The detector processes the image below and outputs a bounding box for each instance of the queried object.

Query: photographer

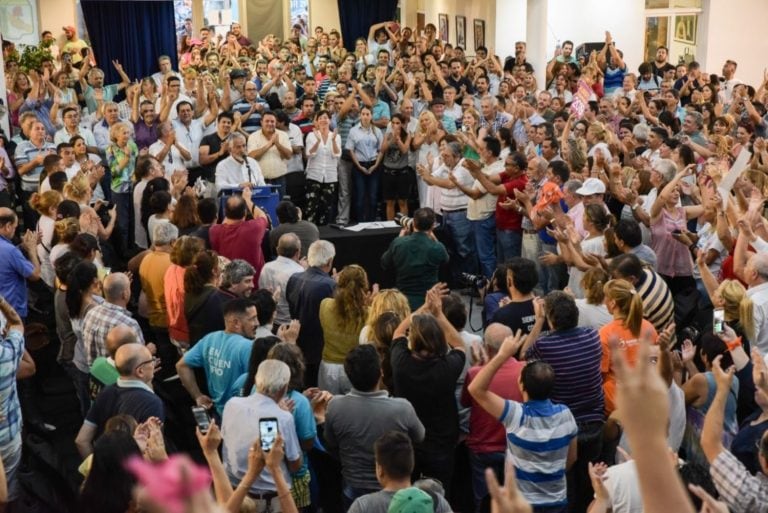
[381,208,448,310]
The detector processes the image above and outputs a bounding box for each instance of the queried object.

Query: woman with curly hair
[359,288,410,344]
[318,264,371,393]
[164,235,204,349]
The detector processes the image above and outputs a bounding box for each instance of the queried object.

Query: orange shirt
[599,318,658,414]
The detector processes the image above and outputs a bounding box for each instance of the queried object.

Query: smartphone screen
[259,418,279,452]
[191,406,210,434]
[713,308,725,334]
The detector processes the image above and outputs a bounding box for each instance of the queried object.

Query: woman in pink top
[649,163,705,293]
[164,236,204,348]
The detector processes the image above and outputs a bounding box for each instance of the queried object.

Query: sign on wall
[0,0,39,46]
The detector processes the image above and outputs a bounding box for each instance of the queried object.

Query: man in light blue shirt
[177,298,258,417]
[222,359,302,506]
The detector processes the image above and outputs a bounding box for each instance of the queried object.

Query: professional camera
[394,212,414,230]
[460,272,488,291]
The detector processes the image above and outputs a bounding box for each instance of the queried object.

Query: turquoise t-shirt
[183,331,253,416]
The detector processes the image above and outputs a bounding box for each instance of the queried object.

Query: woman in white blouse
[304,110,342,225]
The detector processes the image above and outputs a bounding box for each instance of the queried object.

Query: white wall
[495,0,526,61]
[545,0,645,72]
[420,0,496,53]
[699,0,768,87]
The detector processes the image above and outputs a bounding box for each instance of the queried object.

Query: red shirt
[461,359,525,453]
[209,217,268,282]
[495,172,528,231]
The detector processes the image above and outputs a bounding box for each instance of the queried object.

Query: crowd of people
[1,15,768,513]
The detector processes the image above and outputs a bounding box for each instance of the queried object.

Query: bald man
[75,343,163,457]
[89,325,139,399]
[460,322,525,508]
[82,272,148,367]
[0,208,41,319]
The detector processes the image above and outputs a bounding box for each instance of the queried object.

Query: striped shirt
[0,330,24,444]
[636,269,675,336]
[13,140,57,192]
[500,399,577,507]
[83,302,146,366]
[526,327,605,424]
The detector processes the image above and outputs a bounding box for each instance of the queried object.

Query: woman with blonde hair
[412,110,446,208]
[319,265,371,394]
[697,252,755,347]
[599,278,658,413]
[30,190,63,287]
[575,267,612,329]
[106,121,138,253]
[359,288,411,344]
[49,216,81,268]
[66,173,117,242]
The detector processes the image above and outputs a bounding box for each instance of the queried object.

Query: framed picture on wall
[673,14,697,45]
[456,15,466,48]
[438,13,449,43]
[473,19,485,51]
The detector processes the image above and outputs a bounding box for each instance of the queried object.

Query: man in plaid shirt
[701,344,768,513]
[0,296,31,506]
[82,273,148,367]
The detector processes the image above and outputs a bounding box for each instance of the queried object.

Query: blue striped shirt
[526,327,605,424]
[500,399,577,507]
[13,140,57,192]
[0,330,25,444]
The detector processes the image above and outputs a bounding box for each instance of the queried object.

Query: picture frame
[456,15,466,49]
[473,19,485,51]
[673,14,697,45]
[438,13,449,43]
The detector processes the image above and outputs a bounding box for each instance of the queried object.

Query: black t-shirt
[652,62,675,78]
[390,337,465,453]
[86,383,165,436]
[199,132,228,181]
[491,299,537,335]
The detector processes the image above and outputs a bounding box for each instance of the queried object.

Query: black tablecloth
[318,225,401,286]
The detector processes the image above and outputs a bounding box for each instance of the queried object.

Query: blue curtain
[337,0,398,51]
[80,0,178,84]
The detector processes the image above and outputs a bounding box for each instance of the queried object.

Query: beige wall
[38,0,77,47]
[309,0,341,33]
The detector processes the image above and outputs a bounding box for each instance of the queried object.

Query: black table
[318,225,401,286]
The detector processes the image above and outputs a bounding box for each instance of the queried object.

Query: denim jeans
[266,176,287,199]
[497,229,523,264]
[540,242,561,294]
[472,215,497,278]
[336,158,354,224]
[352,165,380,222]
[0,434,22,501]
[443,209,477,282]
[61,361,91,417]
[468,450,505,511]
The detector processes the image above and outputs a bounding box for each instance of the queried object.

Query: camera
[394,212,413,230]
[460,272,488,291]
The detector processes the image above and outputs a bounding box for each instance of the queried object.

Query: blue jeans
[469,450,505,511]
[352,165,380,222]
[1,434,22,501]
[472,215,497,278]
[497,229,523,264]
[444,209,477,281]
[266,176,286,199]
[540,242,560,294]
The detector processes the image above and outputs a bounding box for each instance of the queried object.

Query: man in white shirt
[222,360,302,509]
[247,112,292,194]
[719,59,742,105]
[148,122,191,179]
[151,55,182,92]
[258,233,305,327]
[216,133,266,194]
[172,100,218,175]
[54,106,98,153]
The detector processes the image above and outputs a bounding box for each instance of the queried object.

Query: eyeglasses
[135,357,160,371]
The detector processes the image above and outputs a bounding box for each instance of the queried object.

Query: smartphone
[192,406,211,434]
[259,417,279,452]
[713,308,725,334]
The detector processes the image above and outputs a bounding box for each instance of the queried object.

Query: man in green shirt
[89,324,139,399]
[381,208,448,310]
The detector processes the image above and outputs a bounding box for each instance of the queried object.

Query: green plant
[18,44,52,73]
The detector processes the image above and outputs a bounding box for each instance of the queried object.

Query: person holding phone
[221,360,302,509]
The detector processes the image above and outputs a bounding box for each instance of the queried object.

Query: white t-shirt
[601,460,643,513]
[575,299,612,329]
[566,235,606,298]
